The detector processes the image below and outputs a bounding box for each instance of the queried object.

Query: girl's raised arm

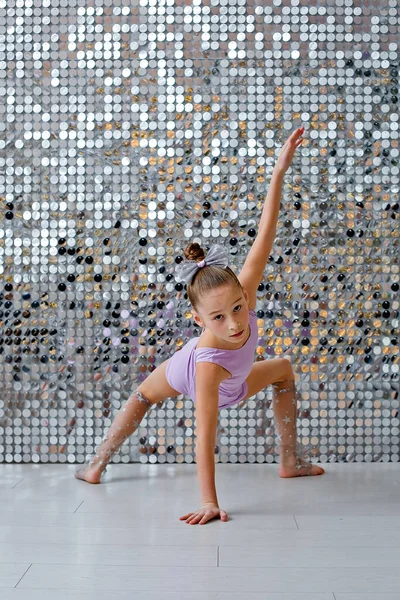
[238,126,305,304]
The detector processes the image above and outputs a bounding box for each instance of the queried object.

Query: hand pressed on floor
[179,502,228,525]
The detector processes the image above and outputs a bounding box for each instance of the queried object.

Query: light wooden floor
[0,461,399,600]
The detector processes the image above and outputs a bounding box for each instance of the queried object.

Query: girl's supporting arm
[194,362,229,506]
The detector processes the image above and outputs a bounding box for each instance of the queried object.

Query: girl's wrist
[272,168,285,180]
[202,500,219,507]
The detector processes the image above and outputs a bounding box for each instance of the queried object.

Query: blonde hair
[183,242,243,313]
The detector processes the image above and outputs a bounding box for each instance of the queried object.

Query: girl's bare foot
[74,461,105,484]
[279,455,325,478]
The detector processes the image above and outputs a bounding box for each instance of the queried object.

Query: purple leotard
[166,308,258,409]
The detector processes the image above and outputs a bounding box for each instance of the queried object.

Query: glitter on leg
[75,389,153,484]
[271,379,325,478]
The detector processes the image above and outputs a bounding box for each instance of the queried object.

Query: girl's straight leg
[271,378,325,478]
[75,389,153,484]
[75,357,180,484]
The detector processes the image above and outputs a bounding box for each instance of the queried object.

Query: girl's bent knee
[282,358,293,377]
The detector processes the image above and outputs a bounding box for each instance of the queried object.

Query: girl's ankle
[279,447,297,464]
[87,456,107,473]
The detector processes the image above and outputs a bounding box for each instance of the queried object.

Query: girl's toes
[313,465,325,476]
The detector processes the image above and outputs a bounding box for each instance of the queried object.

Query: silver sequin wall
[0,0,399,466]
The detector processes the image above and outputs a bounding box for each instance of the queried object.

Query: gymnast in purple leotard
[75,127,324,519]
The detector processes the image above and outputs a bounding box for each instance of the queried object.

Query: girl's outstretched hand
[274,126,305,176]
[180,502,228,525]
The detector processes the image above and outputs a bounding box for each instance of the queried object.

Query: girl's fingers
[293,127,305,140]
[285,132,303,148]
[182,509,228,524]
[190,514,202,525]
[283,128,303,147]
[199,515,209,525]
[189,515,201,525]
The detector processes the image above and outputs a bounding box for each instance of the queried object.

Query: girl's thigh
[136,357,181,405]
[241,357,294,402]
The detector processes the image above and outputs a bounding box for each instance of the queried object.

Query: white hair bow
[175,244,229,284]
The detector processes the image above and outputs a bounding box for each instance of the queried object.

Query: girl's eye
[214,305,241,320]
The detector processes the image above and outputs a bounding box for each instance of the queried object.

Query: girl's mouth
[231,329,244,338]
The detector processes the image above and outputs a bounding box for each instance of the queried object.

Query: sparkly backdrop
[0,0,399,467]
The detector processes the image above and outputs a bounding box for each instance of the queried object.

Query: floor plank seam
[74,500,84,513]
[11,479,24,490]
[14,563,33,588]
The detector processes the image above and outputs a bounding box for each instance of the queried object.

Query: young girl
[75,125,325,525]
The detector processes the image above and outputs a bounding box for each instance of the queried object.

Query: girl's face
[193,285,250,345]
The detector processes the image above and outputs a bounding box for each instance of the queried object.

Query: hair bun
[184,242,205,263]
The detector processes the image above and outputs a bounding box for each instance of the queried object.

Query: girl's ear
[192,312,205,329]
[242,287,249,304]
